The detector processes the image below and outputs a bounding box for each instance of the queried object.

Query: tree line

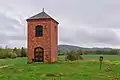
[83,49,119,55]
[58,49,120,55]
[0,47,27,59]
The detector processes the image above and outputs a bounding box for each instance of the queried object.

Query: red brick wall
[27,19,58,63]
[50,20,58,62]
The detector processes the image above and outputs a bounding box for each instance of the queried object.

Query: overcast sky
[0,0,120,48]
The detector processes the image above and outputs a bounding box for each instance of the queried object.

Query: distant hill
[58,45,83,52]
[58,45,119,52]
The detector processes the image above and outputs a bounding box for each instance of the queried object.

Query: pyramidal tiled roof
[27,11,58,24]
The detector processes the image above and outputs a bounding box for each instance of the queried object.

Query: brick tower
[26,9,59,63]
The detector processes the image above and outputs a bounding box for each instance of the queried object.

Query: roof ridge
[26,11,59,24]
[28,11,51,19]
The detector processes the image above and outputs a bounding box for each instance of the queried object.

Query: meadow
[0,55,119,80]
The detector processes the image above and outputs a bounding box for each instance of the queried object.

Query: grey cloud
[59,26,120,47]
[0,33,9,44]
[0,13,24,31]
[0,11,26,47]
[45,0,120,29]
[1,0,120,48]
[0,33,26,43]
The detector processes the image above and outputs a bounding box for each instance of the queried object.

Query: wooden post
[99,56,103,70]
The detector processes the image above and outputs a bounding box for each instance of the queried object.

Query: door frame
[34,47,44,62]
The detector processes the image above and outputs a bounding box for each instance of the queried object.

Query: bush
[65,50,83,61]
[13,47,21,57]
[76,50,83,55]
[58,52,65,56]
[21,47,27,57]
[0,49,12,59]
[0,51,7,59]
[0,47,27,59]
[0,48,17,59]
[16,49,21,57]
[8,51,17,59]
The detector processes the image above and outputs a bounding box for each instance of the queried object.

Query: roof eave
[26,18,59,24]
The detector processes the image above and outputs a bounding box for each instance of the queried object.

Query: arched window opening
[35,25,43,37]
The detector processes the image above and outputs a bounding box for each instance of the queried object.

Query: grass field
[0,55,119,80]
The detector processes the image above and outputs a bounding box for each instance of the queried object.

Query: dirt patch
[0,65,9,68]
[42,72,64,77]
[91,73,106,78]
[0,64,14,69]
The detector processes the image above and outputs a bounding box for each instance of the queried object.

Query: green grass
[0,55,119,80]
[59,55,120,61]
[83,55,120,61]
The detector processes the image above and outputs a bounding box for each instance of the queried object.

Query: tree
[13,47,17,52]
[13,47,21,57]
[8,51,17,59]
[95,50,103,55]
[76,49,83,55]
[21,47,27,57]
[109,50,118,55]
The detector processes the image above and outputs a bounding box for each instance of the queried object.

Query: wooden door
[34,47,44,62]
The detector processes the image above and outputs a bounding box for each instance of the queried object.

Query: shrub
[0,49,11,59]
[76,50,83,55]
[65,50,83,61]
[8,51,17,59]
[58,52,65,56]
[21,47,27,57]
[11,53,17,59]
[0,48,17,59]
[16,49,21,57]
[0,51,7,59]
[13,47,21,57]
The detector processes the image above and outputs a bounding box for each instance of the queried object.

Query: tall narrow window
[35,25,43,37]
